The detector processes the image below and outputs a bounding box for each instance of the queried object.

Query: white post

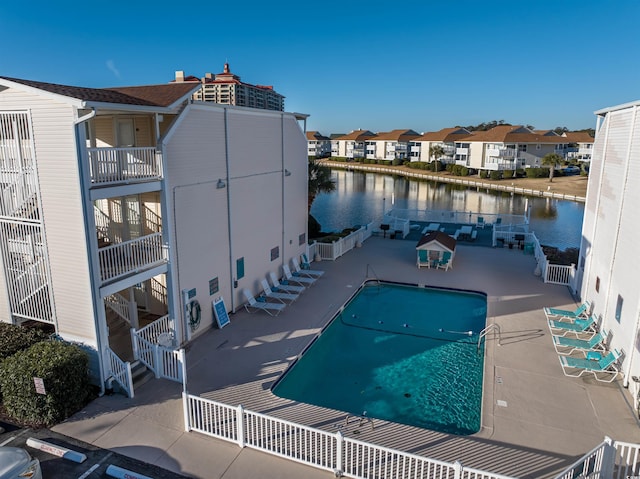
[236,405,245,448]
[180,348,187,393]
[335,431,344,477]
[153,344,160,379]
[453,460,462,479]
[182,391,191,432]
[130,328,139,361]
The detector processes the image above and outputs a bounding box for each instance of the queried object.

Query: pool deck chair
[301,253,317,270]
[552,329,609,355]
[558,349,623,383]
[242,289,285,316]
[548,315,598,337]
[436,251,452,271]
[283,264,316,286]
[476,217,485,229]
[292,257,324,278]
[260,279,298,303]
[544,301,590,320]
[269,271,305,294]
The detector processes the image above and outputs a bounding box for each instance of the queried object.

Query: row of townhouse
[310,126,594,170]
[0,75,308,396]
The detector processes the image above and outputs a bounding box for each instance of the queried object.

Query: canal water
[310,170,584,250]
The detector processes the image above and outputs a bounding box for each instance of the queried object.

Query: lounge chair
[544,301,590,320]
[242,289,285,316]
[301,253,314,269]
[548,315,597,337]
[269,271,305,294]
[260,279,298,303]
[436,251,452,271]
[476,217,485,229]
[495,217,502,226]
[552,329,609,355]
[292,257,324,278]
[558,349,623,383]
[282,264,316,286]
[417,250,429,268]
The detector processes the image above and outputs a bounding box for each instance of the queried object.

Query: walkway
[53,237,640,479]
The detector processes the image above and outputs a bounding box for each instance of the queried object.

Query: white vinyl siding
[0,87,96,343]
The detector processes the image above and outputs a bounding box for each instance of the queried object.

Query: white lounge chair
[552,329,609,355]
[242,289,285,316]
[292,257,324,278]
[283,264,316,286]
[260,279,298,303]
[269,271,305,294]
[547,315,598,337]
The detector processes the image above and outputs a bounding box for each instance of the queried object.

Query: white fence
[390,209,527,230]
[551,437,640,479]
[105,347,133,398]
[183,393,515,479]
[131,316,185,384]
[310,223,373,261]
[88,147,161,185]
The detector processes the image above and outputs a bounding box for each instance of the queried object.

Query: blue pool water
[272,282,487,435]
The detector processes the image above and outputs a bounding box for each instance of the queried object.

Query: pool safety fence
[183,392,640,478]
[183,392,515,479]
[309,222,374,262]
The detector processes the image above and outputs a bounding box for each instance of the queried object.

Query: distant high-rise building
[173,63,285,111]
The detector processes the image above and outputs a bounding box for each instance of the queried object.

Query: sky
[2,1,639,135]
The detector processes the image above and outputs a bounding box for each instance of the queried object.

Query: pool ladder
[345,412,375,431]
[366,264,381,285]
[477,324,502,351]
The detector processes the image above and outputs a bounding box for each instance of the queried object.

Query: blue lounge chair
[260,279,298,304]
[242,289,285,316]
[476,217,485,229]
[269,271,304,294]
[552,329,609,355]
[558,349,622,382]
[544,301,590,320]
[292,257,324,278]
[283,264,316,286]
[548,315,597,337]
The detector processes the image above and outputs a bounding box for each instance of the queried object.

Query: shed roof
[416,231,457,251]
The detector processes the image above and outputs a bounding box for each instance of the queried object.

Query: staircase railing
[104,293,131,324]
[105,347,134,398]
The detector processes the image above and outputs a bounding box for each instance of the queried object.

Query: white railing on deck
[88,147,161,185]
[390,209,527,229]
[312,223,373,261]
[545,263,575,286]
[183,393,515,479]
[98,232,166,283]
[105,347,134,398]
[135,314,174,344]
[613,439,640,478]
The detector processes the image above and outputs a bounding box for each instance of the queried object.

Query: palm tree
[308,158,336,211]
[429,145,445,172]
[541,152,563,182]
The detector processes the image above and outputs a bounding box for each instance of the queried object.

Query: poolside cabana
[416,231,457,269]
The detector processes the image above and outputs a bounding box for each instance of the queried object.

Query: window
[270,246,279,261]
[616,295,623,322]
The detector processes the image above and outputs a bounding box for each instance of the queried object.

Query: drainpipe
[223,108,235,312]
[74,108,107,396]
[281,113,286,265]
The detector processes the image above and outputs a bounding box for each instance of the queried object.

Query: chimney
[175,70,185,82]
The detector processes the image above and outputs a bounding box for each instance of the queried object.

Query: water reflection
[310,170,584,249]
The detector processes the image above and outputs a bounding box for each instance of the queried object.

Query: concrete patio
[54,236,640,479]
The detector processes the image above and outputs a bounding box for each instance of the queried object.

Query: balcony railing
[99,232,166,283]
[88,147,162,186]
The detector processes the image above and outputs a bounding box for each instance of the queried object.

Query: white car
[0,447,42,479]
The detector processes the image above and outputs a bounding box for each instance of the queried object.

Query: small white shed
[416,231,457,269]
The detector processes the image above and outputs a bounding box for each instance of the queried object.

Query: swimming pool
[272,281,487,435]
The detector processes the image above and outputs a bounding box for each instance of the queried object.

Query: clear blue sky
[2,0,638,135]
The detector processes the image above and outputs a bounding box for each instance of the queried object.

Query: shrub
[377,160,392,166]
[502,170,514,179]
[515,168,525,177]
[479,170,489,179]
[0,340,90,426]
[525,167,548,178]
[0,322,49,362]
[489,171,502,180]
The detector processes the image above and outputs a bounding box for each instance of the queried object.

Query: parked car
[0,447,42,479]
[562,166,580,175]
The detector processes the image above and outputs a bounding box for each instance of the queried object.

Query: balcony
[88,147,162,186]
[442,146,455,155]
[455,147,469,155]
[410,146,420,153]
[99,232,167,284]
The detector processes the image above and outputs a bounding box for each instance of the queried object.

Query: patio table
[426,223,440,232]
[460,225,473,240]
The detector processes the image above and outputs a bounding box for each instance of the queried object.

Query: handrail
[345,413,375,431]
[478,323,502,351]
